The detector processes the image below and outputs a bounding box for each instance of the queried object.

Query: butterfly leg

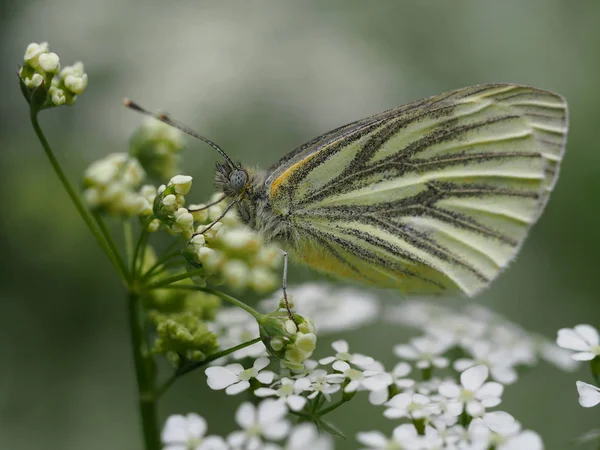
[279,249,299,330]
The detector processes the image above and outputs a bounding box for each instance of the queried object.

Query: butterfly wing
[266,84,568,296]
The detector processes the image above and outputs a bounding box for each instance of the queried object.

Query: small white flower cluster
[159,292,581,449]
[183,194,281,293]
[154,175,195,238]
[82,153,157,216]
[19,42,87,107]
[556,324,600,409]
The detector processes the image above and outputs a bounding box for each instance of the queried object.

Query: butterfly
[125,84,568,305]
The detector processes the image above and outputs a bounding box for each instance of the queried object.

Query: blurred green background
[1,1,599,449]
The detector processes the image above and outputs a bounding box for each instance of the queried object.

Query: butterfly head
[215,160,250,198]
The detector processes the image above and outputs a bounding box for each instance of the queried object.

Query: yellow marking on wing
[269,152,319,199]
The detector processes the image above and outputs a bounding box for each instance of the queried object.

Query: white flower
[576,381,600,408]
[260,283,380,334]
[161,413,227,450]
[469,414,542,450]
[205,357,274,395]
[303,369,344,401]
[438,365,503,417]
[211,308,267,361]
[557,324,600,361]
[394,336,451,370]
[228,400,290,450]
[333,360,392,393]
[538,339,579,372]
[368,362,415,405]
[357,424,423,450]
[283,423,333,450]
[454,341,518,385]
[255,377,311,411]
[319,340,375,368]
[384,392,440,420]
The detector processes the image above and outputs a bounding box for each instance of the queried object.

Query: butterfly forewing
[266,84,568,296]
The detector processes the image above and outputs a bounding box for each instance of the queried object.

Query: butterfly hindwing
[266,84,568,296]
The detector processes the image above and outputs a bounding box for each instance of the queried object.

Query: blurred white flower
[205,357,274,395]
[576,381,600,408]
[228,400,290,450]
[394,336,451,370]
[557,324,600,361]
[302,369,344,401]
[469,414,542,450]
[333,360,392,394]
[211,308,267,361]
[319,340,375,369]
[438,365,503,417]
[281,423,333,450]
[368,362,414,405]
[161,413,227,450]
[383,392,440,420]
[254,377,310,411]
[357,424,423,450]
[537,339,580,372]
[261,283,379,333]
[454,341,518,385]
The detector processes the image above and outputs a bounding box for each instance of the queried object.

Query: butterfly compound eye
[229,170,247,192]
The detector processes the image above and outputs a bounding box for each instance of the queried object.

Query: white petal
[557,328,590,351]
[332,360,351,372]
[198,436,228,450]
[438,381,461,398]
[453,359,474,372]
[383,407,406,419]
[226,381,250,395]
[386,393,411,408]
[345,380,360,392]
[256,371,275,384]
[483,411,519,435]
[258,399,288,423]
[393,362,412,377]
[368,388,389,405]
[394,344,418,359]
[254,388,277,398]
[161,415,187,444]
[572,352,596,361]
[205,367,238,390]
[186,413,207,440]
[577,381,600,408]
[574,324,600,346]
[319,356,336,365]
[331,340,349,353]
[393,424,418,440]
[287,395,307,411]
[362,373,393,391]
[466,400,485,417]
[294,377,311,391]
[476,382,503,399]
[500,431,543,450]
[356,431,388,446]
[461,365,489,390]
[262,420,291,440]
[253,356,270,371]
[235,402,256,429]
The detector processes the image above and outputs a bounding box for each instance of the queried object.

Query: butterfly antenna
[193,198,238,236]
[123,98,235,166]
[188,194,227,212]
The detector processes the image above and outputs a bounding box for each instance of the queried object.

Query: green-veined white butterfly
[126,84,568,311]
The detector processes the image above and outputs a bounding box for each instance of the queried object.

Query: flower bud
[38,52,60,74]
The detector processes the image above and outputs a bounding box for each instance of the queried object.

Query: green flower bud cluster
[82,153,157,216]
[183,193,281,293]
[259,308,317,371]
[18,42,87,110]
[153,175,195,238]
[130,118,185,181]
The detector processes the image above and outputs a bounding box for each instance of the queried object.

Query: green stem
[92,212,130,281]
[142,247,183,281]
[132,220,150,279]
[30,109,128,283]
[156,337,263,398]
[123,220,133,266]
[147,269,206,290]
[158,285,264,321]
[317,397,349,416]
[128,291,160,450]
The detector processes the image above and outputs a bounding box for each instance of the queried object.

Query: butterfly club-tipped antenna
[122,98,235,166]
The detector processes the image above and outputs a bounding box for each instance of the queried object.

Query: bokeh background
[1,1,599,449]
